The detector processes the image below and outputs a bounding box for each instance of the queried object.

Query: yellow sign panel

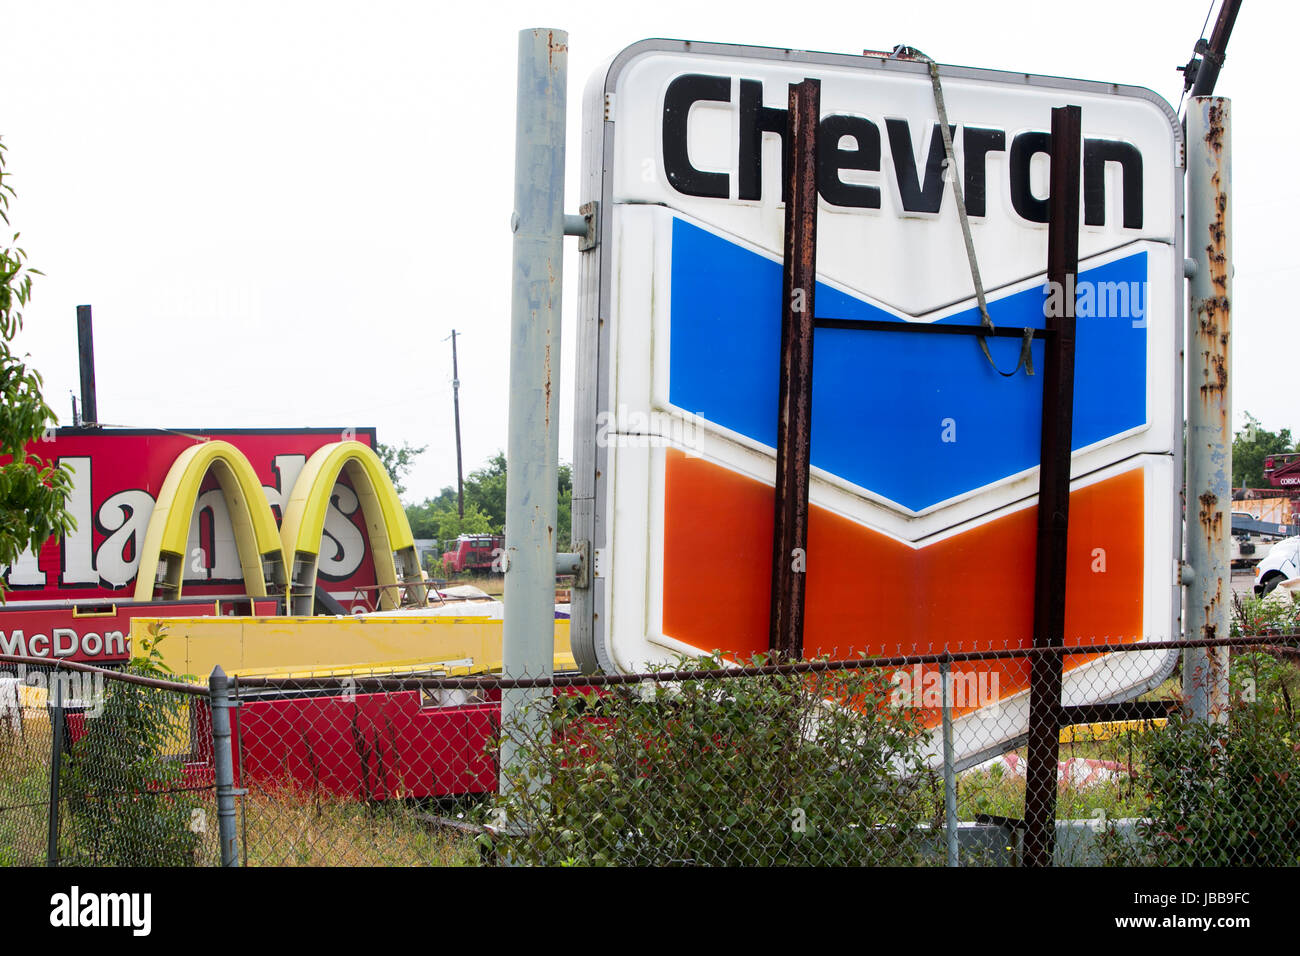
[132,615,574,680]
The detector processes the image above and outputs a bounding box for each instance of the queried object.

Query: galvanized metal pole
[500,28,567,795]
[769,78,819,662]
[46,675,64,867]
[1184,97,1232,723]
[209,666,241,867]
[940,658,958,867]
[1023,104,1082,869]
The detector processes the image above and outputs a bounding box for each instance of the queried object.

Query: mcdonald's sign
[1,428,425,621]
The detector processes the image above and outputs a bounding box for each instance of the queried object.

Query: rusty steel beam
[1059,701,1180,725]
[1023,104,1082,869]
[768,78,820,662]
[814,317,1053,340]
[1184,97,1232,723]
[1190,0,1243,98]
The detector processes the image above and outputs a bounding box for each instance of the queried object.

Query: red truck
[441,534,504,574]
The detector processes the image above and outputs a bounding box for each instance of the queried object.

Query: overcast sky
[1,1,1290,503]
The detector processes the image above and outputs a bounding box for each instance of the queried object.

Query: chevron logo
[667,216,1150,513]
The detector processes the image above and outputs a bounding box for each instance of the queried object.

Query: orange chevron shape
[663,450,1145,719]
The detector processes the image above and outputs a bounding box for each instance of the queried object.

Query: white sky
[1,0,1291,502]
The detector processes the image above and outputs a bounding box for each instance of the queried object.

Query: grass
[239,780,482,866]
[0,721,53,866]
[957,745,1152,824]
[6,714,480,867]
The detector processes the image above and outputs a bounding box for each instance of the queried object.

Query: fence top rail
[229,632,1300,693]
[0,653,208,697]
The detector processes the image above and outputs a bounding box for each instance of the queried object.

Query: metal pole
[769,78,819,661]
[75,304,98,426]
[500,27,567,796]
[1023,104,1082,869]
[1184,97,1232,723]
[1190,0,1243,98]
[208,666,241,866]
[451,329,465,520]
[940,657,958,867]
[46,674,64,867]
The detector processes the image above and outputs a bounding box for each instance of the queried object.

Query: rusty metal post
[1190,0,1243,98]
[769,78,819,661]
[1023,104,1082,869]
[1184,97,1232,723]
[501,28,567,797]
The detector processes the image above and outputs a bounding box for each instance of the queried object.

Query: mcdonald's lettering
[1,429,421,614]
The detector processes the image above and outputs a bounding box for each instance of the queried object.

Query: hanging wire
[1176,0,1218,119]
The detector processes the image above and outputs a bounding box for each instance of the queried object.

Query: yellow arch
[134,441,287,602]
[279,441,427,613]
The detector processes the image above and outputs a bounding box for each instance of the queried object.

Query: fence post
[1183,96,1232,724]
[209,666,241,867]
[939,657,958,867]
[46,674,64,867]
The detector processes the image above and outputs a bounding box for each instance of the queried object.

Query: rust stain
[1205,102,1225,153]
[1198,491,1222,535]
[546,31,568,68]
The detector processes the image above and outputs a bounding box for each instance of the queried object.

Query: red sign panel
[4,427,379,606]
[0,598,278,664]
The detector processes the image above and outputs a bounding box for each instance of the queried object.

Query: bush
[1231,591,1300,637]
[487,655,939,866]
[57,629,205,866]
[1103,651,1300,866]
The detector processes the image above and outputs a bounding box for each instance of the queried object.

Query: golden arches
[279,441,427,614]
[133,441,286,603]
[134,440,424,613]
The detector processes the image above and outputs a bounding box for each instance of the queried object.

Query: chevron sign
[570,41,1183,763]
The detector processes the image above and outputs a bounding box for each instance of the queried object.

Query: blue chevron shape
[668,217,1148,511]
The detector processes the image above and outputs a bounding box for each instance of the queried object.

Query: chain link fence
[3,631,1298,867]
[226,673,491,866]
[1,657,220,866]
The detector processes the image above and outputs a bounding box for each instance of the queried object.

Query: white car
[1254,536,1300,596]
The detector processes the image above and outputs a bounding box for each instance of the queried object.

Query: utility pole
[450,329,465,519]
